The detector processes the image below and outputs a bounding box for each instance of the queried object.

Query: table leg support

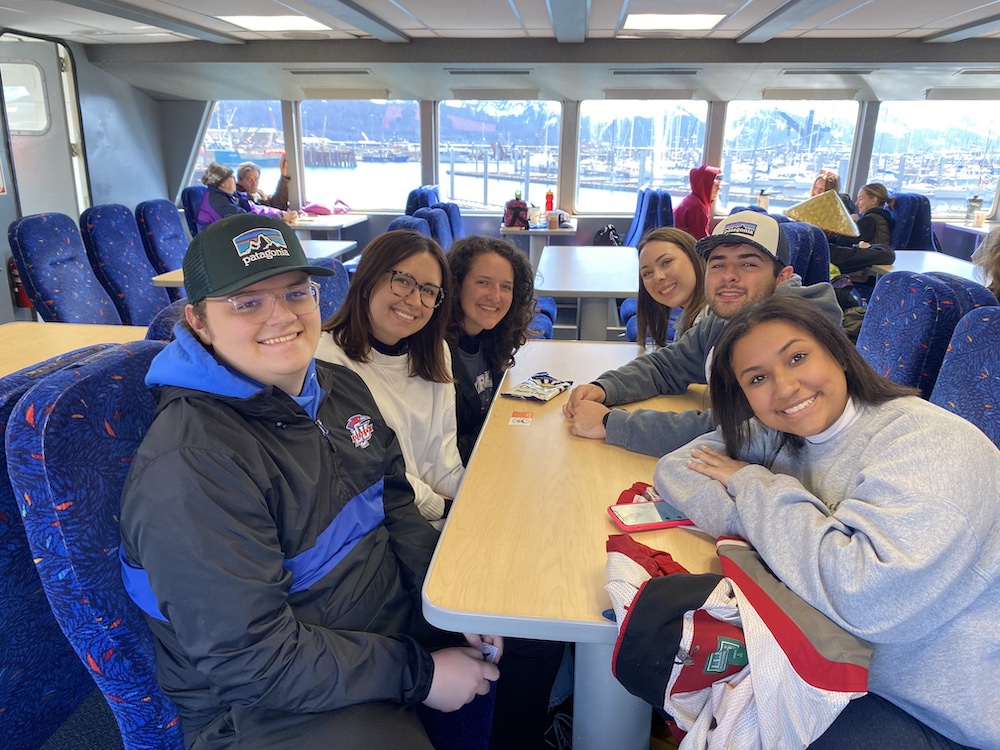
[572,641,651,750]
[529,235,546,270]
[577,298,613,341]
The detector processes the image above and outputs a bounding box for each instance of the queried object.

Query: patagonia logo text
[721,220,758,239]
[233,228,291,267]
[345,414,374,449]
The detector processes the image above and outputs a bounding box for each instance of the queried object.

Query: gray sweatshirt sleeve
[605,407,717,457]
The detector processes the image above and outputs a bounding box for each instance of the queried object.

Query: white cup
[975,211,986,227]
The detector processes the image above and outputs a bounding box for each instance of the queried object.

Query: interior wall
[156,99,212,202]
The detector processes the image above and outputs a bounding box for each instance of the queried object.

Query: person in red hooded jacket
[673,165,721,240]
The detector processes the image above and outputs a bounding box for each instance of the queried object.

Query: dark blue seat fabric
[135,200,188,303]
[0,345,116,750]
[622,188,655,247]
[624,305,681,344]
[528,311,553,339]
[924,272,1000,310]
[728,205,791,222]
[8,212,122,324]
[780,221,831,285]
[624,314,638,343]
[431,201,466,241]
[534,296,557,323]
[855,271,964,399]
[889,193,937,250]
[654,190,674,228]
[308,256,351,321]
[619,297,637,324]
[6,340,185,750]
[144,298,187,342]
[413,207,454,251]
[180,186,207,237]
[387,215,432,237]
[929,306,1000,448]
[81,204,173,326]
[405,185,440,215]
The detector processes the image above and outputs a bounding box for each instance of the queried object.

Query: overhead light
[287,69,372,76]
[604,88,696,100]
[450,88,539,100]
[779,68,877,76]
[447,69,533,76]
[301,87,389,100]
[219,15,331,32]
[925,87,1000,100]
[610,68,699,76]
[762,88,858,100]
[623,14,724,31]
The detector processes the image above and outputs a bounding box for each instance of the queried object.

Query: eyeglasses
[210,281,320,323]
[386,270,445,308]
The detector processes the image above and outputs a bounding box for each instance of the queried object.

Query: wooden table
[534,245,639,340]
[293,213,368,240]
[1,322,149,378]
[423,340,717,750]
[873,250,980,282]
[501,221,578,269]
[151,239,358,288]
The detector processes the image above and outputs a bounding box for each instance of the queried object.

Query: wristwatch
[602,410,611,428]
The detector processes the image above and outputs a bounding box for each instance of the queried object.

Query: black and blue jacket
[120,328,445,739]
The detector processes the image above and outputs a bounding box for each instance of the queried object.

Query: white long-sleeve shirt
[316,335,464,524]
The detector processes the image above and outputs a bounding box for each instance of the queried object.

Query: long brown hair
[859,182,896,212]
[446,235,536,370]
[710,295,918,461]
[635,227,706,348]
[322,230,453,383]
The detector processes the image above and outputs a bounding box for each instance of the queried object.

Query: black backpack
[593,224,621,246]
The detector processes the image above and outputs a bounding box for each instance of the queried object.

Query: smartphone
[607,500,693,532]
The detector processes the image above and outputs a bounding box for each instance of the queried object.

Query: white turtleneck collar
[805,397,859,445]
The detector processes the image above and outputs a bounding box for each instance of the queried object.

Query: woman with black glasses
[316,230,463,527]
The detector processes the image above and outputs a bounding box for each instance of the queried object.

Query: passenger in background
[120,214,500,750]
[673,165,722,240]
[810,168,858,214]
[825,182,896,275]
[446,235,536,465]
[972,226,1000,298]
[563,211,842,457]
[237,155,291,209]
[656,294,1000,750]
[197,161,296,233]
[316,230,462,527]
[634,227,706,349]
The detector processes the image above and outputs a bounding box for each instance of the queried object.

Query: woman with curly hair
[446,235,536,465]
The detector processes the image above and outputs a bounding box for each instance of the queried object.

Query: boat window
[192,99,285,186]
[720,100,859,215]
[868,101,1000,218]
[575,100,708,214]
[437,99,562,212]
[1,61,48,133]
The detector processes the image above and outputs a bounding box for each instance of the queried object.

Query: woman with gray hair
[196,161,296,233]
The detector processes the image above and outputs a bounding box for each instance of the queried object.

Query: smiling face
[368,250,442,346]
[704,243,793,320]
[856,188,879,214]
[459,251,515,336]
[730,319,849,438]
[241,169,260,195]
[639,240,698,311]
[187,271,319,396]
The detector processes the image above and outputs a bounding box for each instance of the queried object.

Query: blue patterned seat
[6,340,185,750]
[8,212,122,324]
[144,298,187,342]
[387,215,432,236]
[413,207,454,251]
[780,221,831,285]
[619,297,637,325]
[135,200,188,302]
[622,187,656,247]
[653,189,674,228]
[528,311,554,339]
[924,272,999,310]
[0,345,116,750]
[81,204,173,326]
[889,192,938,251]
[431,201,466,241]
[624,306,682,344]
[534,295,557,323]
[179,186,207,237]
[405,185,440,215]
[929,307,1000,448]
[307,256,350,321]
[728,205,792,223]
[856,271,965,398]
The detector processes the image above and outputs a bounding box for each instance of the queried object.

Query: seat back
[856,271,965,398]
[180,186,207,236]
[81,204,173,325]
[534,295,557,323]
[431,201,466,241]
[619,297,637,325]
[929,306,1000,448]
[413,207,454,251]
[0,345,117,750]
[387,214,432,237]
[654,189,674,228]
[405,185,440,215]
[622,188,655,247]
[145,297,188,341]
[780,221,831,285]
[889,192,936,250]
[6,340,185,750]
[924,271,1000,310]
[307,256,351,320]
[527,311,553,339]
[8,212,122,324]
[728,205,791,222]
[135,200,188,302]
